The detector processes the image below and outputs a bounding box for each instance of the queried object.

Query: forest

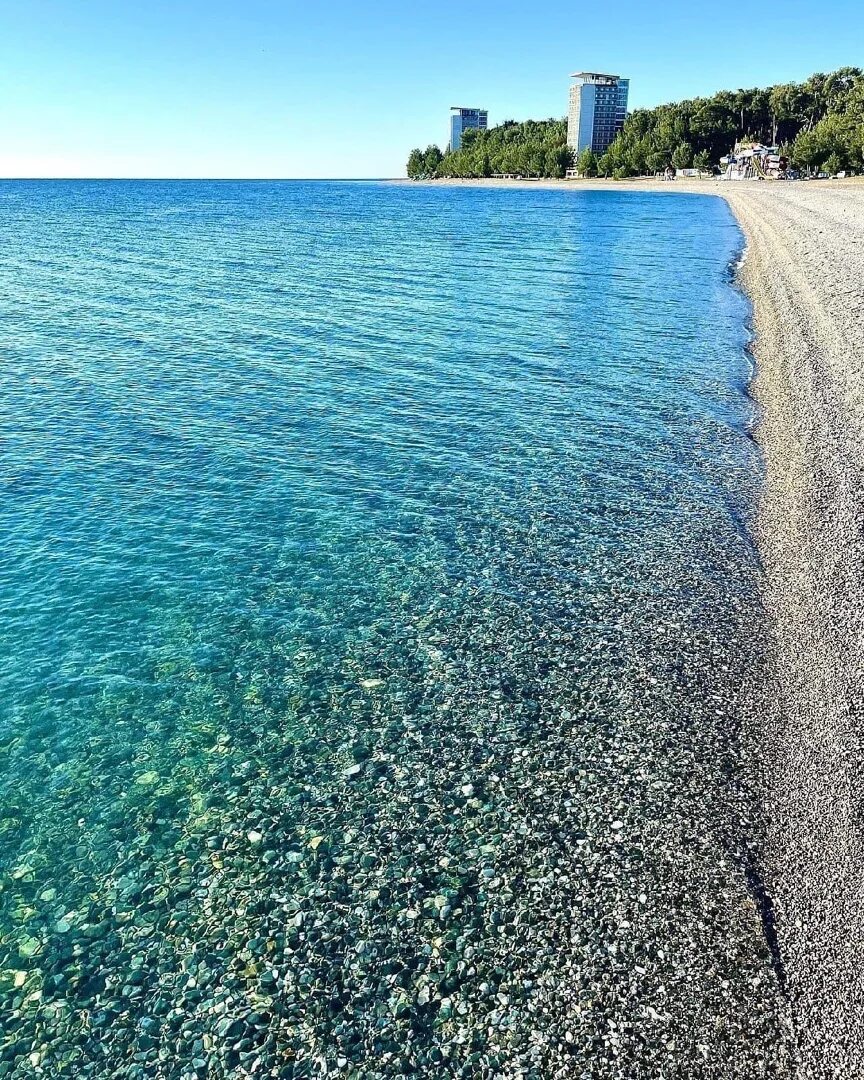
[406,68,864,179]
[406,119,570,180]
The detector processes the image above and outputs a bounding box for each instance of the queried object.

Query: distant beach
[392,174,864,197]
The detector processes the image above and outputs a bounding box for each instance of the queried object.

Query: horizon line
[0,176,402,182]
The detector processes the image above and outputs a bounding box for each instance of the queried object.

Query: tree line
[596,66,863,178]
[407,119,571,179]
[407,68,864,180]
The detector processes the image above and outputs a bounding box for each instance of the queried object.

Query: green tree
[427,117,571,180]
[671,141,693,170]
[423,145,443,177]
[527,145,546,176]
[647,150,669,174]
[544,147,570,178]
[792,111,859,172]
[577,148,598,177]
[791,128,821,171]
[693,149,712,172]
[600,66,863,178]
[460,128,479,152]
[501,145,519,175]
[406,148,425,179]
[769,83,808,144]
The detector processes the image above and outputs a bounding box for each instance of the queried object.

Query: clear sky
[2,0,863,179]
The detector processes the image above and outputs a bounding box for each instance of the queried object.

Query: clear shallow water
[0,182,790,1077]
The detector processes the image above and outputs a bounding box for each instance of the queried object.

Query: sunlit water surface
[0,182,791,1078]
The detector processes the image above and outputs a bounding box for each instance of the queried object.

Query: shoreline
[722,182,864,1078]
[392,175,864,191]
[406,175,864,1074]
[392,175,864,206]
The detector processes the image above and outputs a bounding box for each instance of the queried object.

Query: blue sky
[1,0,862,178]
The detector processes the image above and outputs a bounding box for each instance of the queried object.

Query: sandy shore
[409,176,864,1075]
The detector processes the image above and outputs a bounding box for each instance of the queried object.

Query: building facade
[567,73,629,156]
[450,107,488,151]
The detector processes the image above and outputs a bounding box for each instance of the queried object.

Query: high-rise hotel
[449,107,488,151]
[567,73,629,155]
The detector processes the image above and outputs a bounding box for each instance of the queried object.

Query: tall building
[450,107,488,151]
[567,73,629,156]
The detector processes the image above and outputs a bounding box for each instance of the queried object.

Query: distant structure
[567,73,629,156]
[450,107,488,152]
[720,143,787,180]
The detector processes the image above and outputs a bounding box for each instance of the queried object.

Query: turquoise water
[0,182,789,1077]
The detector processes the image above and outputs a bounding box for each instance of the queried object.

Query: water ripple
[0,181,790,1078]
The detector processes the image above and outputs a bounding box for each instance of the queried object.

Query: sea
[0,181,792,1078]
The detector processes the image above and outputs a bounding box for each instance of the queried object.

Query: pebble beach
[722,180,864,1079]
[424,178,864,1078]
